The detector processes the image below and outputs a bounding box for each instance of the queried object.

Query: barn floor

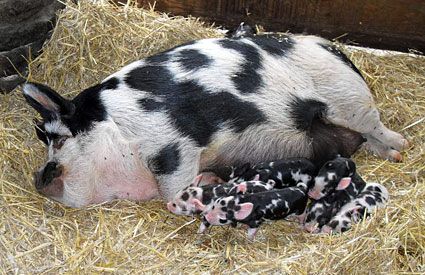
[0,1,424,273]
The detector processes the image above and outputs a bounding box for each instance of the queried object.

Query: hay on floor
[0,0,424,273]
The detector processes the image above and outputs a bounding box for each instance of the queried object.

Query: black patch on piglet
[149,143,180,175]
[181,192,189,201]
[365,196,376,206]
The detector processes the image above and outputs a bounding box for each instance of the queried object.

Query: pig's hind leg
[327,104,408,161]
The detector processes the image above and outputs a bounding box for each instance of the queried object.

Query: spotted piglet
[166,175,275,216]
[320,182,389,234]
[304,157,366,232]
[308,156,366,200]
[200,182,309,240]
[229,158,317,189]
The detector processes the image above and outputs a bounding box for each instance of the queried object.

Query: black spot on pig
[126,52,266,146]
[149,143,180,175]
[177,49,211,71]
[319,43,364,79]
[289,97,328,132]
[329,220,339,229]
[310,120,365,167]
[252,35,294,56]
[365,196,376,206]
[219,39,263,94]
[181,192,189,201]
[65,78,117,135]
[138,98,165,111]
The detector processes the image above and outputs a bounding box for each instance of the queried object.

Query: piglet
[321,182,389,234]
[166,174,275,216]
[308,156,366,200]
[200,182,309,240]
[229,157,317,189]
[304,157,367,232]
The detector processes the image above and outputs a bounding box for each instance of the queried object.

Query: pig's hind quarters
[326,102,408,162]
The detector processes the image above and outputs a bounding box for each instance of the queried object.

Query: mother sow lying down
[22,34,408,207]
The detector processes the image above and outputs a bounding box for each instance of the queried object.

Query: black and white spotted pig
[22,34,408,207]
[308,156,366,200]
[166,174,275,216]
[304,177,368,233]
[321,182,389,234]
[200,182,309,239]
[228,157,317,188]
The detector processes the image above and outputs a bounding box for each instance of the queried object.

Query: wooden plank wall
[137,0,425,53]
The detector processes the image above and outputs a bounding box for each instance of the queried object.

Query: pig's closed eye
[53,136,68,149]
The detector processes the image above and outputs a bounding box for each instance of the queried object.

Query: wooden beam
[137,0,425,53]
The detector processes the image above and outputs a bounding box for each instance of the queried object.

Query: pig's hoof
[401,138,409,150]
[387,149,402,162]
[320,225,333,234]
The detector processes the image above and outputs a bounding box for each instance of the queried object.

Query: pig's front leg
[198,218,210,234]
[148,143,202,200]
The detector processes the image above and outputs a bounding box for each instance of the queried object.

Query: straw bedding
[0,1,424,273]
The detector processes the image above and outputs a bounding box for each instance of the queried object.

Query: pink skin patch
[197,222,208,234]
[247,228,258,240]
[308,190,322,200]
[321,225,333,234]
[236,182,248,194]
[304,223,320,233]
[336,177,352,190]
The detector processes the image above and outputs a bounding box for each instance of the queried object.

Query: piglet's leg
[197,221,210,234]
[247,227,258,240]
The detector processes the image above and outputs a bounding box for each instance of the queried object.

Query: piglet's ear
[336,177,352,190]
[234,203,253,220]
[236,182,248,194]
[22,82,75,119]
[253,174,260,181]
[191,199,206,211]
[190,174,203,187]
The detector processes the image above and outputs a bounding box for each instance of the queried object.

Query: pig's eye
[212,206,215,210]
[53,136,68,149]
[172,203,176,207]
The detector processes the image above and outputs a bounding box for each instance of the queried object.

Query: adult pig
[22,34,407,207]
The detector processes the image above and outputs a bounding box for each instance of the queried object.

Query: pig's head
[204,196,253,225]
[22,82,159,207]
[308,157,355,200]
[166,175,206,215]
[228,162,253,183]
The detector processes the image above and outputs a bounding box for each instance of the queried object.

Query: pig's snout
[166,201,176,212]
[35,161,64,197]
[308,190,322,200]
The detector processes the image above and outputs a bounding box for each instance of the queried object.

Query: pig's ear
[191,199,206,211]
[253,174,260,181]
[345,159,356,176]
[234,203,253,220]
[236,182,248,194]
[22,82,75,119]
[336,177,352,190]
[190,174,203,187]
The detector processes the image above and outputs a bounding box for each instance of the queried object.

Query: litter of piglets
[167,156,389,240]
